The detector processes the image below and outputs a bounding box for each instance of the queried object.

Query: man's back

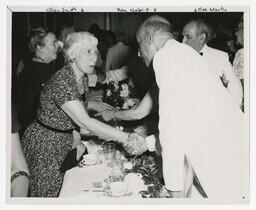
[153,39,248,201]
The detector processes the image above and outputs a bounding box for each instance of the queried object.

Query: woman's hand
[72,140,86,161]
[72,130,86,160]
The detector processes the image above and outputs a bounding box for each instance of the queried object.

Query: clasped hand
[122,133,148,156]
[100,110,115,121]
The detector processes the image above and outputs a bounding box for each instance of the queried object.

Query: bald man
[135,15,248,201]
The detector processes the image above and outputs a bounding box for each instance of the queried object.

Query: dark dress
[18,60,56,133]
[21,65,88,197]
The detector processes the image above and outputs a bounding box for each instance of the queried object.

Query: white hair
[137,15,173,41]
[63,32,98,60]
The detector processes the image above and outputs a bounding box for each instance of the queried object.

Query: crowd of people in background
[11,14,245,198]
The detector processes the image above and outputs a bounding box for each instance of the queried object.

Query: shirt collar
[200,44,208,54]
[163,38,177,48]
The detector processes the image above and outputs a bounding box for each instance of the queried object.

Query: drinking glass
[103,141,116,162]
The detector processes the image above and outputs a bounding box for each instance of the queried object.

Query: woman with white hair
[21,32,147,197]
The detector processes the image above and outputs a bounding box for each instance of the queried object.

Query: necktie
[199,52,203,56]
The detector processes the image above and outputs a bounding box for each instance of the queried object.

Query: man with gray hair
[182,19,243,108]
[136,15,248,200]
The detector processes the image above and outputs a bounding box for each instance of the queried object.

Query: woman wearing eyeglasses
[18,28,59,133]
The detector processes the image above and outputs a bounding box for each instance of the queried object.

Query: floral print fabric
[233,48,244,80]
[21,65,88,197]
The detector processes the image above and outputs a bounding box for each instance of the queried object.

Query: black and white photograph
[1,1,255,209]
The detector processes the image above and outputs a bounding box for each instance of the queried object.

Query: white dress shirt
[153,39,248,201]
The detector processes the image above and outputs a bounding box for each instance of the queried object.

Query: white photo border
[1,1,255,210]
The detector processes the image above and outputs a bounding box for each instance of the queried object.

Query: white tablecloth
[59,164,111,198]
[59,140,147,199]
[59,139,111,198]
[59,163,148,199]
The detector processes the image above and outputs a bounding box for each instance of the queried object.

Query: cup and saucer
[79,153,101,167]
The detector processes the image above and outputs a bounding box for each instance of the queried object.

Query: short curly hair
[63,32,98,61]
[27,27,49,55]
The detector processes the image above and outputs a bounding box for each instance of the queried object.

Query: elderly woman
[21,32,147,197]
[233,17,244,111]
[18,28,59,133]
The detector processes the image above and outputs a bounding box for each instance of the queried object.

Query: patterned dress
[21,65,88,197]
[233,48,244,80]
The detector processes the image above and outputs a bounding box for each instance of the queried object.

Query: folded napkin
[60,148,88,173]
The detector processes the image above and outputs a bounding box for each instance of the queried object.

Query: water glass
[103,141,116,162]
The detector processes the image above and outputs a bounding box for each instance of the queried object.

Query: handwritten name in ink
[117,7,157,12]
[194,6,228,12]
[46,7,86,12]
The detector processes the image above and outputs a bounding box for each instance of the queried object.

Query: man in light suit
[133,15,248,200]
[182,19,243,107]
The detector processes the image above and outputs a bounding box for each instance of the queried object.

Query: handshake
[122,133,148,156]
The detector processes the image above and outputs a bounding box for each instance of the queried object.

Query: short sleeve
[51,75,80,107]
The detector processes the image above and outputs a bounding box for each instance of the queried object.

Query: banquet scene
[10,11,248,201]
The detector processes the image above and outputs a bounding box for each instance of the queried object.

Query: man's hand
[220,73,230,88]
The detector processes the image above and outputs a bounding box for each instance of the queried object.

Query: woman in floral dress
[21,32,148,197]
